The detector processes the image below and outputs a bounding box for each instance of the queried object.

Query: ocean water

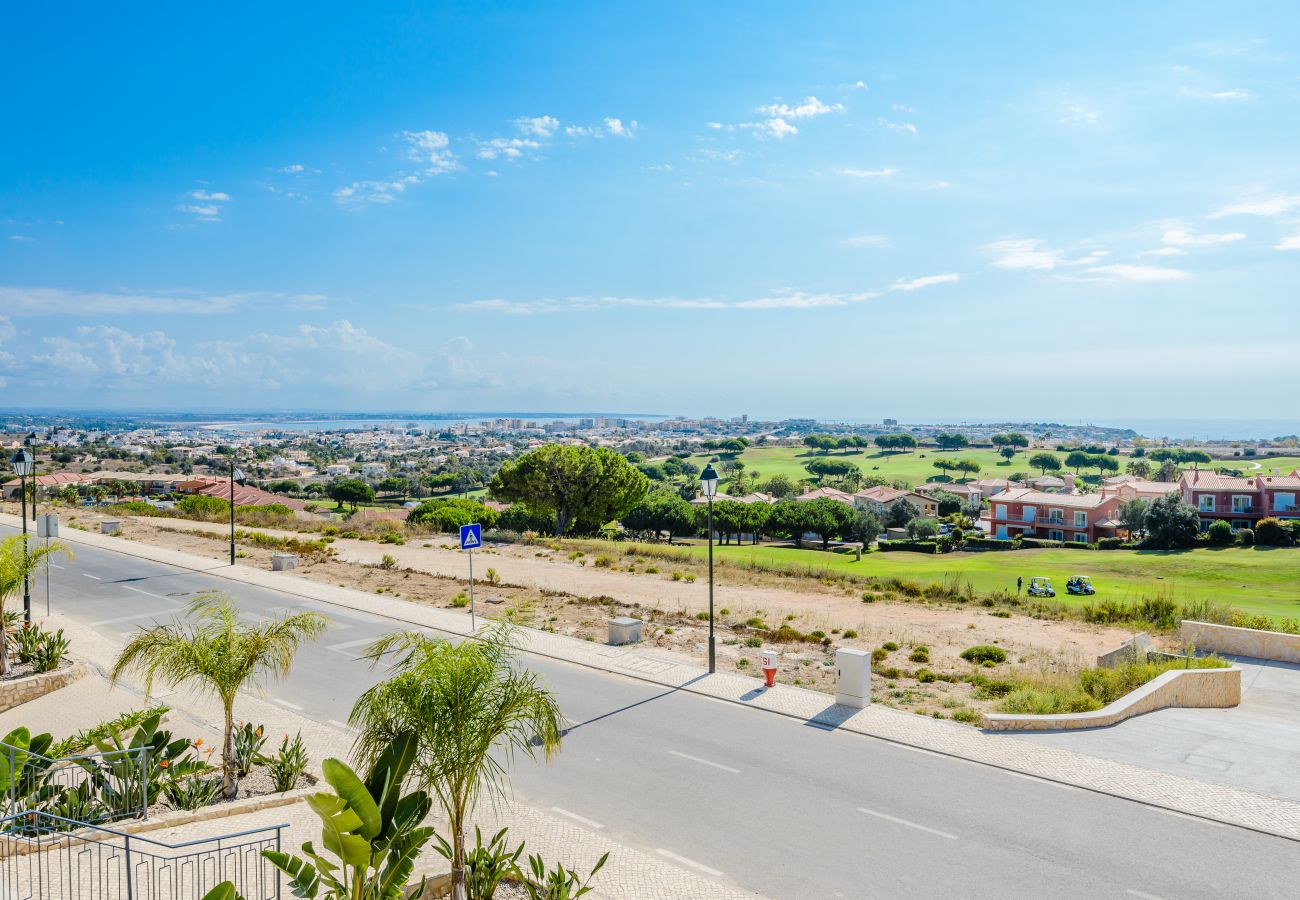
[1089,419,1300,441]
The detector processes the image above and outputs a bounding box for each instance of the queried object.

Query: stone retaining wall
[1179,620,1300,664]
[983,666,1241,732]
[0,662,84,714]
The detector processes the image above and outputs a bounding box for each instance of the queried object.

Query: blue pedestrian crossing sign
[459,523,482,550]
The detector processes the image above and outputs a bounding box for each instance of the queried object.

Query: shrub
[1238,527,1255,547]
[484,567,501,585]
[30,629,69,673]
[876,540,939,553]
[964,537,1016,551]
[1255,517,1294,547]
[684,574,697,583]
[259,731,309,793]
[843,629,858,639]
[449,591,470,608]
[735,657,749,668]
[745,616,767,629]
[1096,537,1125,550]
[232,722,267,777]
[908,647,930,663]
[960,645,1007,665]
[915,668,937,683]
[593,555,614,568]
[378,553,398,570]
[951,707,982,725]
[671,571,683,581]
[871,648,888,664]
[882,641,899,651]
[743,636,762,648]
[1206,519,1235,547]
[695,612,710,621]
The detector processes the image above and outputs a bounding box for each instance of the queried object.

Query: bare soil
[58,509,1142,722]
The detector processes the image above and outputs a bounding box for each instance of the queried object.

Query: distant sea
[1089,419,1300,441]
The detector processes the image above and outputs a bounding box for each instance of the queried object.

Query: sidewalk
[10,513,1300,844]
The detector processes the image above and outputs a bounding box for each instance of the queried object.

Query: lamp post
[228,456,245,566]
[10,445,35,623]
[699,463,719,674]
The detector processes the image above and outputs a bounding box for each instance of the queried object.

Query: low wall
[0,662,84,714]
[1179,620,1300,665]
[983,666,1241,732]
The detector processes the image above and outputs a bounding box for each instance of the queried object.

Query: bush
[1017,537,1064,549]
[1255,517,1295,547]
[965,537,1016,551]
[871,647,888,664]
[176,494,231,520]
[1206,519,1235,547]
[1238,527,1255,547]
[593,555,614,568]
[260,731,308,793]
[448,591,470,608]
[876,540,939,553]
[882,641,899,652]
[378,553,398,570]
[915,668,936,683]
[908,647,930,663]
[951,707,982,725]
[407,497,500,533]
[1096,537,1125,550]
[843,629,858,639]
[960,645,1007,665]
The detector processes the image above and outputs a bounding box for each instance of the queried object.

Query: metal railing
[0,811,283,899]
[1,742,149,826]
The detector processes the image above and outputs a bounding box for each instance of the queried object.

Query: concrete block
[100,520,122,535]
[608,616,642,646]
[835,647,872,708]
[271,552,298,571]
[1097,632,1153,668]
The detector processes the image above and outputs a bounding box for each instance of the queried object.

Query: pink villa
[985,488,1123,543]
[1178,469,1300,530]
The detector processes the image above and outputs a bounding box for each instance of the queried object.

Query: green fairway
[659,541,1300,621]
[680,445,1023,489]
[1207,455,1300,476]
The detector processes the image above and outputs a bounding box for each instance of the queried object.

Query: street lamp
[10,446,35,623]
[699,463,719,674]
[229,456,246,565]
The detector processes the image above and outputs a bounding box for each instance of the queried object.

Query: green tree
[1206,519,1235,547]
[1125,459,1153,479]
[490,445,649,536]
[1064,451,1092,474]
[999,447,1016,462]
[955,459,981,481]
[768,500,811,548]
[906,517,940,539]
[928,489,963,517]
[885,497,922,528]
[932,457,957,479]
[350,628,564,900]
[377,476,410,499]
[263,733,435,900]
[1142,493,1200,549]
[1028,452,1061,475]
[805,458,857,481]
[799,498,854,550]
[111,593,326,798]
[1094,455,1120,477]
[761,474,799,499]
[408,498,500,532]
[1118,498,1150,540]
[802,434,837,455]
[934,433,969,450]
[1179,449,1213,470]
[329,478,376,510]
[622,491,696,542]
[705,499,749,545]
[848,506,884,549]
[268,479,300,495]
[0,536,69,675]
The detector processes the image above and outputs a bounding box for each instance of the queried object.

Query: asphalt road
[6,524,1298,900]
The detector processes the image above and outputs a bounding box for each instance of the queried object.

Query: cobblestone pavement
[11,514,1300,849]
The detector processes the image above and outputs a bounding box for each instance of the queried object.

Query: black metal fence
[1,741,150,826]
[0,811,283,899]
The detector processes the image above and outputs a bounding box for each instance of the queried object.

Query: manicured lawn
[1207,455,1300,476]
[679,446,1024,489]
[659,541,1300,621]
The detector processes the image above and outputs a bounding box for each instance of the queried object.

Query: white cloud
[335,130,458,205]
[891,273,959,292]
[1209,194,1300,218]
[841,234,891,248]
[1276,234,1300,251]
[697,148,743,163]
[1139,246,1188,257]
[477,137,541,160]
[752,118,798,139]
[878,119,918,135]
[515,115,560,137]
[180,188,231,221]
[1162,226,1245,246]
[457,289,881,315]
[8,235,32,242]
[280,164,305,173]
[0,285,326,317]
[1058,100,1099,126]
[757,96,844,120]
[834,167,897,179]
[987,239,1064,270]
[1084,264,1188,282]
[0,315,14,343]
[604,117,637,137]
[1182,87,1253,101]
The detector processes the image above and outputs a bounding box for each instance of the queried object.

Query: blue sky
[3,2,1299,422]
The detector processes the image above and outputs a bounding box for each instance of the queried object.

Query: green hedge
[1017,537,1064,549]
[877,539,940,554]
[965,537,1016,551]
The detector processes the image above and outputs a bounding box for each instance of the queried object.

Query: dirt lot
[55,508,1140,722]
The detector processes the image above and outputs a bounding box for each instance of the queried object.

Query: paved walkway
[10,514,1300,846]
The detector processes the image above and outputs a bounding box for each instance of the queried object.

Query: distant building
[1179,469,1300,530]
[986,489,1122,542]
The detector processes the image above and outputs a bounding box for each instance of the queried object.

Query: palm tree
[349,626,563,900]
[0,535,68,675]
[111,592,327,798]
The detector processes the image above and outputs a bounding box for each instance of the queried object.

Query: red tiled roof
[1179,470,1258,492]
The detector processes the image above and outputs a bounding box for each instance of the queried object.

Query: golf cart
[1066,575,1095,596]
[1027,576,1055,598]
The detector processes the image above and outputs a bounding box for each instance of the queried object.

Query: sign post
[36,513,59,616]
[459,523,482,631]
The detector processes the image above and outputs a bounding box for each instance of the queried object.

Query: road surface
[5,524,1297,899]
